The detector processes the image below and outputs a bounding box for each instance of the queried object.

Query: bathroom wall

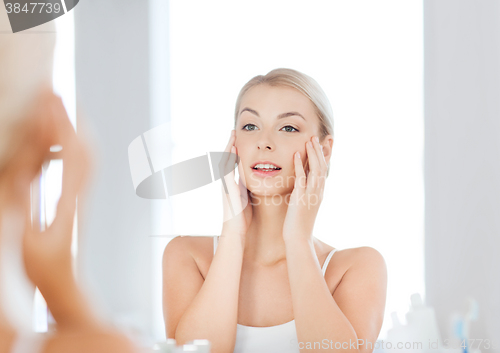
[74,0,153,340]
[424,0,500,344]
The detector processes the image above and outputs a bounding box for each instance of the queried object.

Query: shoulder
[162,235,189,262]
[350,246,386,266]
[162,235,210,256]
[314,238,385,269]
[162,236,214,276]
[321,245,386,292]
[339,246,386,273]
[335,246,387,287]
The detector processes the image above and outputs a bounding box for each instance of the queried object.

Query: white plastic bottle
[174,344,199,352]
[405,293,442,351]
[153,338,178,353]
[385,311,415,346]
[154,338,211,352]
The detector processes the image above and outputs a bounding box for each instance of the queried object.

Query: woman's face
[235,84,322,196]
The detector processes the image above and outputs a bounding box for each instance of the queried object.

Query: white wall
[74,0,153,344]
[424,0,500,344]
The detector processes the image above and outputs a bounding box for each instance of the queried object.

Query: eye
[242,124,257,131]
[281,125,299,133]
[241,124,299,132]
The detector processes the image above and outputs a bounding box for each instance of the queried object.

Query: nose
[257,133,274,151]
[257,141,273,151]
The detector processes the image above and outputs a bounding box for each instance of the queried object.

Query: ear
[320,134,334,165]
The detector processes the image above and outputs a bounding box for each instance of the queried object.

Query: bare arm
[286,241,387,353]
[37,272,101,330]
[163,234,244,353]
[284,136,387,352]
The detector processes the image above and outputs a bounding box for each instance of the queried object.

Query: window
[32,10,76,332]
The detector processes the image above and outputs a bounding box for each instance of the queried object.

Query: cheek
[295,143,308,160]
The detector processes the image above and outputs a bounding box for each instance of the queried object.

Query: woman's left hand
[283,136,328,243]
[21,90,91,292]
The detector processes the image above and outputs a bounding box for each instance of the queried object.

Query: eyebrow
[239,107,306,121]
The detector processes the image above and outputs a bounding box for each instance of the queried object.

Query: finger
[221,146,241,219]
[237,151,249,190]
[223,130,236,161]
[220,143,237,194]
[50,177,77,237]
[228,146,243,215]
[294,151,306,189]
[305,140,318,188]
[51,95,88,193]
[238,175,249,209]
[52,142,89,239]
[48,94,77,147]
[21,174,35,237]
[312,136,328,170]
[219,130,236,187]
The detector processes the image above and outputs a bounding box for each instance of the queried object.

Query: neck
[244,191,295,266]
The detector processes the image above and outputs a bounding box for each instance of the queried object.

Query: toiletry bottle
[153,338,178,353]
[405,293,443,351]
[186,339,211,353]
[385,311,417,352]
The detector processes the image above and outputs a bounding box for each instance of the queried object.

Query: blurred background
[45,0,499,348]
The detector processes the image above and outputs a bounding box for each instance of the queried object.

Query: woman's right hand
[219,130,252,247]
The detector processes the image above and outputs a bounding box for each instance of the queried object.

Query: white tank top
[213,236,338,353]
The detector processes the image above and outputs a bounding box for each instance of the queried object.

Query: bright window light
[33,11,76,333]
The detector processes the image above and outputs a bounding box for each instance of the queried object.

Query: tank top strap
[321,248,337,276]
[213,235,219,255]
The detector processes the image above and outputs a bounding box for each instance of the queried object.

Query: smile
[251,166,282,177]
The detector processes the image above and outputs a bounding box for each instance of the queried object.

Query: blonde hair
[233,68,334,177]
[0,8,56,171]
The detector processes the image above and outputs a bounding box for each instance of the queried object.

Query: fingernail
[315,136,319,143]
[296,152,301,159]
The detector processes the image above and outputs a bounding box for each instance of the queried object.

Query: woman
[163,68,388,353]
[0,9,136,353]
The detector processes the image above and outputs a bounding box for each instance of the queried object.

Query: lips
[250,160,282,178]
[251,168,282,177]
[251,160,282,169]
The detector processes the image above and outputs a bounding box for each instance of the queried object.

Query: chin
[247,185,294,199]
[244,171,294,192]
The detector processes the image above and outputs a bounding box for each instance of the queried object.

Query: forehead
[239,84,317,117]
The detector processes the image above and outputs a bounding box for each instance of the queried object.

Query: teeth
[254,163,280,170]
